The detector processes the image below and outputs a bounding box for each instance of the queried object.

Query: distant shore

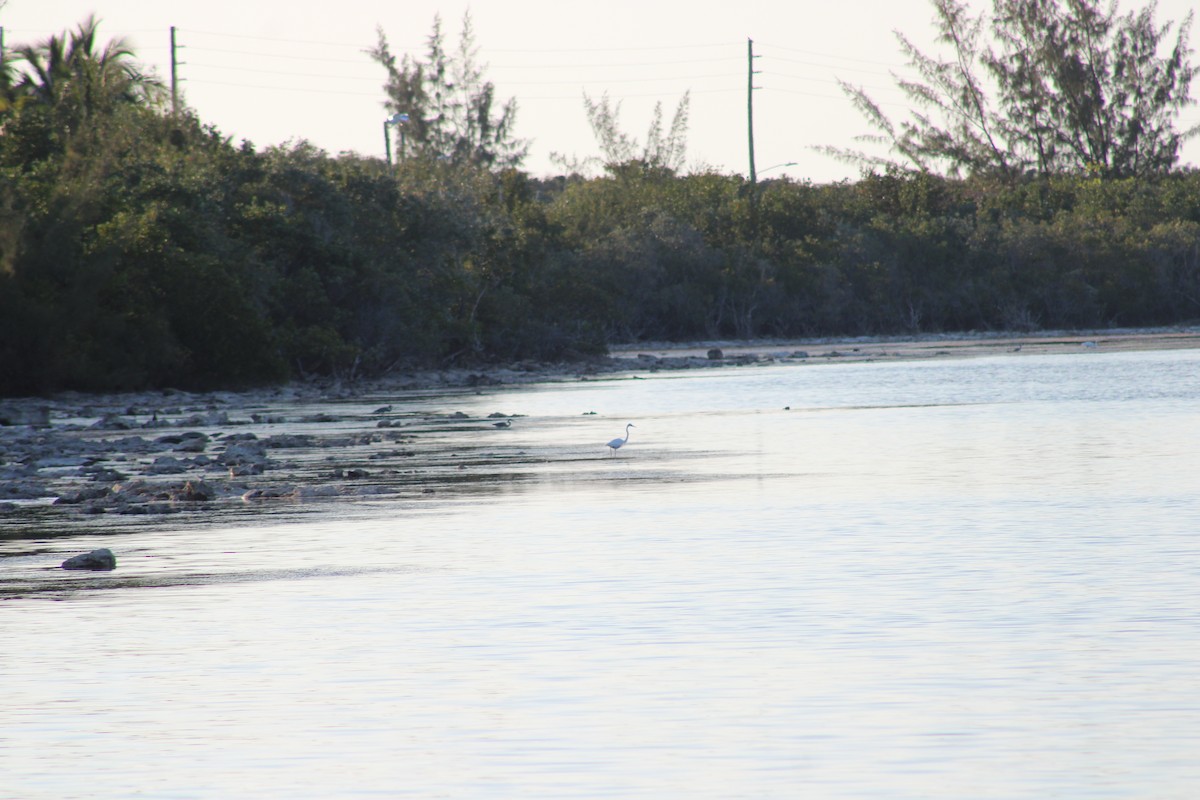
[368,325,1200,390]
[611,326,1200,366]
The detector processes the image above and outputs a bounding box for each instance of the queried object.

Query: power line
[182,78,381,98]
[183,60,737,89]
[492,73,740,87]
[756,41,908,69]
[178,44,745,72]
[179,28,369,49]
[762,86,914,111]
[486,42,740,54]
[766,55,899,80]
[184,61,378,82]
[183,74,737,103]
[0,27,165,36]
[766,71,909,97]
[182,45,371,65]
[180,27,740,55]
[441,86,739,102]
[490,56,744,70]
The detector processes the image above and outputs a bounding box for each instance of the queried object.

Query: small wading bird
[607,423,635,455]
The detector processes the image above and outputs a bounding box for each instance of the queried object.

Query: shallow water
[3,349,1200,798]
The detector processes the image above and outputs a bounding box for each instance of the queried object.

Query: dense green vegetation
[2,13,1199,397]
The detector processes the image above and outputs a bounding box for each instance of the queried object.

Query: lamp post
[749,161,797,245]
[758,161,798,177]
[383,112,409,166]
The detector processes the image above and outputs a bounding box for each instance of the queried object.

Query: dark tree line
[1,9,1199,397]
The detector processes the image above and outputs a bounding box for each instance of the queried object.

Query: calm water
[3,349,1200,798]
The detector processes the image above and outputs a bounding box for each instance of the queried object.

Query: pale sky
[4,0,1199,183]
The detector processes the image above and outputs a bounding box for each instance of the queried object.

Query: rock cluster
[0,384,524,520]
[0,391,365,518]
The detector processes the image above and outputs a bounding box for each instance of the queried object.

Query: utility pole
[170,26,182,116]
[747,38,762,239]
[748,37,759,186]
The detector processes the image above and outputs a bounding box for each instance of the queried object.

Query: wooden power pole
[170,26,180,115]
[747,38,761,239]
[748,38,759,186]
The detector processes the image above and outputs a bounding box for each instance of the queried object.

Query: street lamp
[384,112,409,166]
[749,161,798,246]
[758,161,798,177]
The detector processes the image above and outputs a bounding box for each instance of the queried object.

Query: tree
[369,12,528,169]
[551,91,691,175]
[0,16,166,168]
[10,16,163,117]
[825,0,1199,178]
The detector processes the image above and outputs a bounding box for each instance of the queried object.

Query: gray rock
[0,404,50,427]
[34,455,92,470]
[62,548,116,571]
[148,455,189,475]
[0,481,49,500]
[219,441,267,466]
[260,434,313,449]
[86,468,127,483]
[171,480,215,502]
[106,436,153,453]
[0,464,36,480]
[173,434,209,453]
[175,411,230,427]
[54,486,113,505]
[91,413,135,430]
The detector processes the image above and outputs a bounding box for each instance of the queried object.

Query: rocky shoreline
[3,328,1198,525]
[0,354,641,523]
[1,384,472,521]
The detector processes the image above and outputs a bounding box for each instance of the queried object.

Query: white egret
[606,423,635,455]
